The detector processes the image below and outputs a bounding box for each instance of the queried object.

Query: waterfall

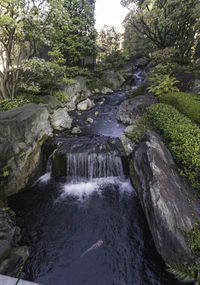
[65,152,125,182]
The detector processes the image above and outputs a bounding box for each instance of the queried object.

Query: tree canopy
[122,0,200,63]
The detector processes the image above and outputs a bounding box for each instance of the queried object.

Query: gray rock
[94,88,100,94]
[130,131,200,264]
[72,127,82,134]
[95,112,99,117]
[0,240,11,262]
[42,96,64,110]
[63,77,91,111]
[102,70,121,90]
[77,98,95,111]
[192,79,200,94]
[120,134,135,156]
[0,104,53,196]
[117,94,157,125]
[50,108,73,131]
[101,87,113,95]
[86,117,93,124]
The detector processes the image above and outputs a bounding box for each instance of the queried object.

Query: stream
[9,70,181,285]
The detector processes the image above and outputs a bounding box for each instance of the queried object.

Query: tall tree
[51,0,97,67]
[0,0,67,99]
[121,0,200,63]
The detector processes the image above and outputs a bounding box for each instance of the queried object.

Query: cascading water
[9,69,181,285]
[66,152,125,182]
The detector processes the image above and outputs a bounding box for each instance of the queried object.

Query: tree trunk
[0,79,10,99]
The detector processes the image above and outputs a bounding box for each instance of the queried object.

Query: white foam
[56,177,135,202]
[34,172,51,185]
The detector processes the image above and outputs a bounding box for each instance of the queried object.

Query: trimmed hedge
[159,92,200,124]
[147,103,200,191]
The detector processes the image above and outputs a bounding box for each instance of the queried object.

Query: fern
[167,263,200,284]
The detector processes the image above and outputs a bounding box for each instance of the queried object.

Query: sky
[95,0,128,32]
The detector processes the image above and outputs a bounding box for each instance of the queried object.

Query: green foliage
[97,25,125,70]
[51,0,97,67]
[159,92,200,124]
[65,66,91,78]
[86,78,114,92]
[147,103,200,190]
[121,0,200,64]
[167,263,200,284]
[125,115,150,143]
[0,0,67,99]
[0,94,44,112]
[148,74,179,96]
[184,222,200,256]
[54,91,69,104]
[127,84,148,98]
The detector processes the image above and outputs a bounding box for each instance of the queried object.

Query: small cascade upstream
[9,69,181,285]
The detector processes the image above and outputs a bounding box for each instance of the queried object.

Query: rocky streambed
[0,63,198,284]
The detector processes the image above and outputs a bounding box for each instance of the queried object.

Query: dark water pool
[9,177,181,285]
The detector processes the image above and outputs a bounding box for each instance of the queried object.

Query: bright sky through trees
[95,0,128,32]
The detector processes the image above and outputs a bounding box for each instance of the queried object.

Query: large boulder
[130,131,200,264]
[117,94,157,124]
[50,108,72,131]
[0,104,53,197]
[102,70,121,90]
[77,98,95,111]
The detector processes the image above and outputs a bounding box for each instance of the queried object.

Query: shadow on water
[9,176,182,285]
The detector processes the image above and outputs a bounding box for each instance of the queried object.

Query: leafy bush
[159,92,200,124]
[0,94,44,112]
[148,74,179,96]
[54,91,70,104]
[147,103,200,191]
[127,83,148,98]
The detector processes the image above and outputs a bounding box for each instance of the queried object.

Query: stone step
[0,274,42,285]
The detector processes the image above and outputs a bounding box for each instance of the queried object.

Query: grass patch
[147,103,200,191]
[127,83,148,99]
[159,92,200,125]
[0,94,44,112]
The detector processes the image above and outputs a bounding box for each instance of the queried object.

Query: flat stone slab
[0,274,42,285]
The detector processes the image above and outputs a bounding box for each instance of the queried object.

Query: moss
[147,103,200,191]
[159,92,200,124]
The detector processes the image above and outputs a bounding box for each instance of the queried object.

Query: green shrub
[148,74,179,96]
[54,91,70,104]
[127,83,148,99]
[147,103,200,191]
[159,92,200,125]
[0,94,44,112]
